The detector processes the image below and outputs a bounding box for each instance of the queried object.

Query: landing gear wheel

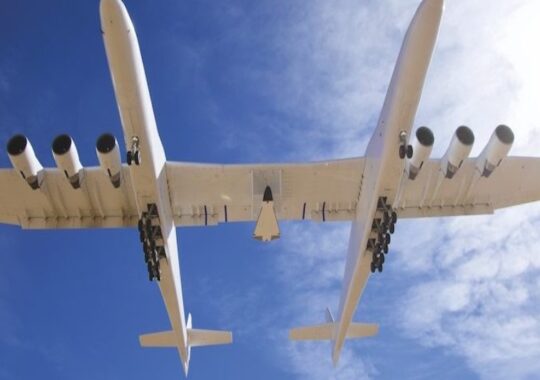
[147,262,154,281]
[137,219,144,233]
[388,222,395,234]
[127,150,133,166]
[385,233,391,245]
[378,263,383,273]
[391,211,397,224]
[134,150,141,165]
[383,243,389,254]
[370,262,375,273]
[380,254,385,264]
[407,144,413,159]
[399,145,406,159]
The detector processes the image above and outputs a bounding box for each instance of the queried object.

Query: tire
[407,144,413,159]
[378,263,383,273]
[392,211,397,224]
[147,262,154,281]
[399,145,406,159]
[383,243,389,254]
[127,151,133,166]
[137,219,144,233]
[385,233,391,245]
[383,212,390,224]
[380,254,385,264]
[134,150,141,165]
[389,222,395,234]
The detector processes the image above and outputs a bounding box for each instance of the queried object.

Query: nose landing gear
[127,136,141,166]
[399,131,413,159]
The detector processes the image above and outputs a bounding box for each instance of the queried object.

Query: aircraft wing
[395,156,540,218]
[165,158,364,226]
[0,166,138,228]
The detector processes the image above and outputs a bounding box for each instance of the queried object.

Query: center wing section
[165,158,365,226]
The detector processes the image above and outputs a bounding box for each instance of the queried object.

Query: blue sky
[1,0,540,379]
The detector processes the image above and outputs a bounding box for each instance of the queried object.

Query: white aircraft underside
[2,0,540,376]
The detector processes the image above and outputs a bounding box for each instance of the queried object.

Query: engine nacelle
[475,125,514,177]
[96,133,122,188]
[6,134,43,190]
[440,126,474,179]
[52,134,83,189]
[406,126,434,180]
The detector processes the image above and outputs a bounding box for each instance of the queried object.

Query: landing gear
[398,131,413,159]
[407,144,413,159]
[139,203,165,282]
[368,197,399,275]
[127,136,141,166]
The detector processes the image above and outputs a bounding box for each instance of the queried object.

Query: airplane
[1,0,539,376]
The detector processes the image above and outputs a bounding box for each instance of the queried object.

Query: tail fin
[139,314,232,376]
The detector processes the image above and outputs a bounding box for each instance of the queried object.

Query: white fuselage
[100,0,190,370]
[333,0,444,363]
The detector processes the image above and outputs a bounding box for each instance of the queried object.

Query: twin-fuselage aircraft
[2,0,538,376]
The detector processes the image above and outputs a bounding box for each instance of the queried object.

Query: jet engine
[475,125,514,177]
[6,134,43,190]
[440,126,474,179]
[406,126,434,180]
[52,134,83,189]
[96,133,122,188]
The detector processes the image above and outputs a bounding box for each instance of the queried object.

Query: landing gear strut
[127,136,141,166]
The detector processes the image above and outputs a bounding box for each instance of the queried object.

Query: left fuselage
[100,0,189,364]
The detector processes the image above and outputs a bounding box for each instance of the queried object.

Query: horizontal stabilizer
[188,328,233,347]
[139,330,176,347]
[289,322,379,341]
[290,323,334,340]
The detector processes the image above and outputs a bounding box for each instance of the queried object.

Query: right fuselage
[333,0,444,364]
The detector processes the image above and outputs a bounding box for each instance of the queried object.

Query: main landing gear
[368,197,398,274]
[399,130,413,159]
[138,203,166,281]
[127,136,141,166]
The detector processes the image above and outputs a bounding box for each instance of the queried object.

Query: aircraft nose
[100,0,122,18]
[100,0,133,33]
[422,0,444,12]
